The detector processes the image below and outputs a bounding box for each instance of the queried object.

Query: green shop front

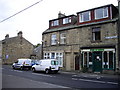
[81,46,116,73]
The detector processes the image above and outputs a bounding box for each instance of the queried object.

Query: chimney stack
[17,31,23,37]
[5,34,9,39]
[58,11,66,18]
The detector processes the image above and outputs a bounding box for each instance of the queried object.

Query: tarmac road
[2,65,119,89]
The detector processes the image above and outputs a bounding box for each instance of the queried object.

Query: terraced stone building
[2,31,34,64]
[42,4,119,73]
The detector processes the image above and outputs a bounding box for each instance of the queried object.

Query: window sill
[91,40,102,43]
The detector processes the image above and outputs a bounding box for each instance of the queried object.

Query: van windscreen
[51,61,58,65]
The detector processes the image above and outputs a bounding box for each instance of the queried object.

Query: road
[1,65,119,89]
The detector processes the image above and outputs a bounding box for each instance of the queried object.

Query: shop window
[84,52,87,67]
[104,51,108,68]
[109,51,113,69]
[92,27,101,41]
[89,52,92,62]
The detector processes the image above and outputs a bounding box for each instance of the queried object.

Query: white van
[32,59,60,74]
[12,59,32,70]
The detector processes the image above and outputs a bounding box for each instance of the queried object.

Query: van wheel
[12,66,15,69]
[45,69,49,74]
[54,70,58,74]
[32,68,36,72]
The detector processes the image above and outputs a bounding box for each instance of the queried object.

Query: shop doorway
[92,52,102,72]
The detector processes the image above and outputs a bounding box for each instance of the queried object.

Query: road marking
[32,73,56,77]
[72,78,118,85]
[11,70,23,73]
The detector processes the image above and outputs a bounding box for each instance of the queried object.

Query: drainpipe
[117,0,120,73]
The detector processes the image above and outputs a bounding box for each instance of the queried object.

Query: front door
[75,56,79,70]
[92,52,102,72]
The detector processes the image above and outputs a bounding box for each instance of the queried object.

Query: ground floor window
[81,48,115,72]
[44,52,63,67]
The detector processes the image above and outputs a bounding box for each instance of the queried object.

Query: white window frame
[51,34,57,45]
[63,17,71,24]
[44,52,63,67]
[60,33,66,44]
[51,20,59,26]
[79,11,91,22]
[95,7,108,19]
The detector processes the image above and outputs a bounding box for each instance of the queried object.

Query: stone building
[2,31,34,64]
[42,4,119,73]
[32,44,42,60]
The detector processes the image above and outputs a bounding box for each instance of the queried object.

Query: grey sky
[0,0,118,45]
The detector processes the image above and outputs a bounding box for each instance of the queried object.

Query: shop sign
[90,49,104,51]
[105,36,117,39]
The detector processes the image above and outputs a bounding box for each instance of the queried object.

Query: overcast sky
[0,0,118,45]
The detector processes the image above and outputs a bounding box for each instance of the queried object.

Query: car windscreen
[51,61,58,65]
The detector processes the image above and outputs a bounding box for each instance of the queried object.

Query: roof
[43,18,118,34]
[77,4,115,14]
[2,36,34,46]
[49,14,76,21]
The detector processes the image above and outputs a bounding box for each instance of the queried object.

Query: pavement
[59,70,120,80]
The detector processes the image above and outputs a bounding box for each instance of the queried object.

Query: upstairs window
[60,33,66,44]
[92,27,101,41]
[51,34,57,45]
[51,20,59,26]
[79,11,91,22]
[95,7,108,19]
[63,17,71,24]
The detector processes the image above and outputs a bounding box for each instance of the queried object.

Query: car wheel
[32,68,36,72]
[45,69,49,74]
[20,67,23,70]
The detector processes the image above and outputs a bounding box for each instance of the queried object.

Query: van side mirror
[36,63,39,65]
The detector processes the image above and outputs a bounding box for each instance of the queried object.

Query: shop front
[81,47,116,73]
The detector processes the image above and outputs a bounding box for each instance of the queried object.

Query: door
[92,52,102,72]
[75,56,79,70]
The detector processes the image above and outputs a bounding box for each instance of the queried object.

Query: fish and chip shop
[81,47,116,73]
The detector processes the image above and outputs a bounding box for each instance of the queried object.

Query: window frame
[63,17,72,24]
[79,11,91,22]
[51,34,57,45]
[95,7,109,20]
[51,20,59,26]
[60,33,66,44]
[92,27,101,41]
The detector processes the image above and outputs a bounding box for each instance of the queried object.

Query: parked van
[32,59,60,74]
[12,59,32,70]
